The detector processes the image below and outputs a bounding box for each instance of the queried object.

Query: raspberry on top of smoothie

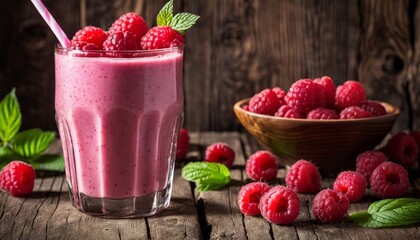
[70,0,199,51]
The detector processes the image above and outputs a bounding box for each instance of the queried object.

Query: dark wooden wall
[0,0,419,132]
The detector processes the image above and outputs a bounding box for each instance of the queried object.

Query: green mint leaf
[32,154,65,172]
[157,0,174,26]
[170,13,200,35]
[0,145,19,170]
[350,198,420,228]
[0,88,22,142]
[182,162,230,192]
[11,129,56,160]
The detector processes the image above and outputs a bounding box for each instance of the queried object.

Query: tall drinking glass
[54,46,184,218]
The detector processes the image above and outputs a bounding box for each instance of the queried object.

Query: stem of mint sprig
[0,89,64,171]
[157,0,200,35]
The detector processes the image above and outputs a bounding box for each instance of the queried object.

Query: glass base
[68,183,172,218]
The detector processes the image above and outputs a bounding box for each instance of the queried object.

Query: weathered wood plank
[239,135,273,240]
[0,0,80,131]
[359,0,412,132]
[148,169,202,240]
[190,132,247,239]
[1,0,419,133]
[2,132,420,240]
[411,0,420,131]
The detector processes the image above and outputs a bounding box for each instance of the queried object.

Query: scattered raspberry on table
[333,171,366,203]
[285,159,321,193]
[355,150,388,184]
[370,161,409,199]
[0,161,36,197]
[176,128,189,160]
[385,132,419,167]
[238,182,271,216]
[312,189,349,223]
[246,151,278,181]
[259,186,300,224]
[205,142,235,168]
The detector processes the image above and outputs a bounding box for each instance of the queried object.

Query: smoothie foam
[55,48,183,199]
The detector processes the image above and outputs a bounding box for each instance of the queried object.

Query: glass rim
[55,44,184,56]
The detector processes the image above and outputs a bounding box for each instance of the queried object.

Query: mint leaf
[157,0,174,26]
[0,88,22,142]
[182,162,230,192]
[0,145,19,170]
[32,154,65,171]
[11,129,56,160]
[350,198,420,228]
[170,13,200,35]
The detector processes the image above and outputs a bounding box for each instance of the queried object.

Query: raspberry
[249,89,281,116]
[0,161,36,197]
[71,41,100,51]
[272,87,286,106]
[411,130,420,148]
[359,101,387,116]
[103,31,140,51]
[70,26,108,50]
[259,186,300,224]
[370,162,409,199]
[314,76,336,109]
[333,171,366,203]
[385,132,419,167]
[141,26,184,50]
[274,105,304,119]
[411,130,420,161]
[238,182,271,216]
[312,189,349,222]
[109,12,148,42]
[306,107,339,120]
[242,105,250,111]
[356,150,387,183]
[339,106,373,119]
[285,160,321,193]
[335,80,366,110]
[285,79,326,114]
[176,128,189,160]
[205,142,235,168]
[246,151,278,181]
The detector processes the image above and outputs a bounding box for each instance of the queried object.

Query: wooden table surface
[1,132,420,240]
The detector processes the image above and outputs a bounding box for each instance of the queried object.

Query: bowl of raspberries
[233,76,400,176]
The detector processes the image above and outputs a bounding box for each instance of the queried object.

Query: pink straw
[31,0,71,48]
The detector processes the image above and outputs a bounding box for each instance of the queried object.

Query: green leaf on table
[11,129,56,159]
[182,161,230,192]
[0,88,22,143]
[32,154,65,172]
[170,13,200,35]
[350,198,420,228]
[157,0,173,26]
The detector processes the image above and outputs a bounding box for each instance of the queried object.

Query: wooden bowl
[233,99,400,176]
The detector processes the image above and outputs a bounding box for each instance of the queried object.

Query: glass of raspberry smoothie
[54,46,184,218]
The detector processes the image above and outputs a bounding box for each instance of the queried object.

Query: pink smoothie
[55,48,183,199]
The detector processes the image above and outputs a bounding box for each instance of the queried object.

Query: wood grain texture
[0,0,80,131]
[1,132,420,239]
[412,0,420,131]
[359,0,413,132]
[0,0,419,132]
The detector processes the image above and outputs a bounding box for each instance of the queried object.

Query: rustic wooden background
[0,0,419,133]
